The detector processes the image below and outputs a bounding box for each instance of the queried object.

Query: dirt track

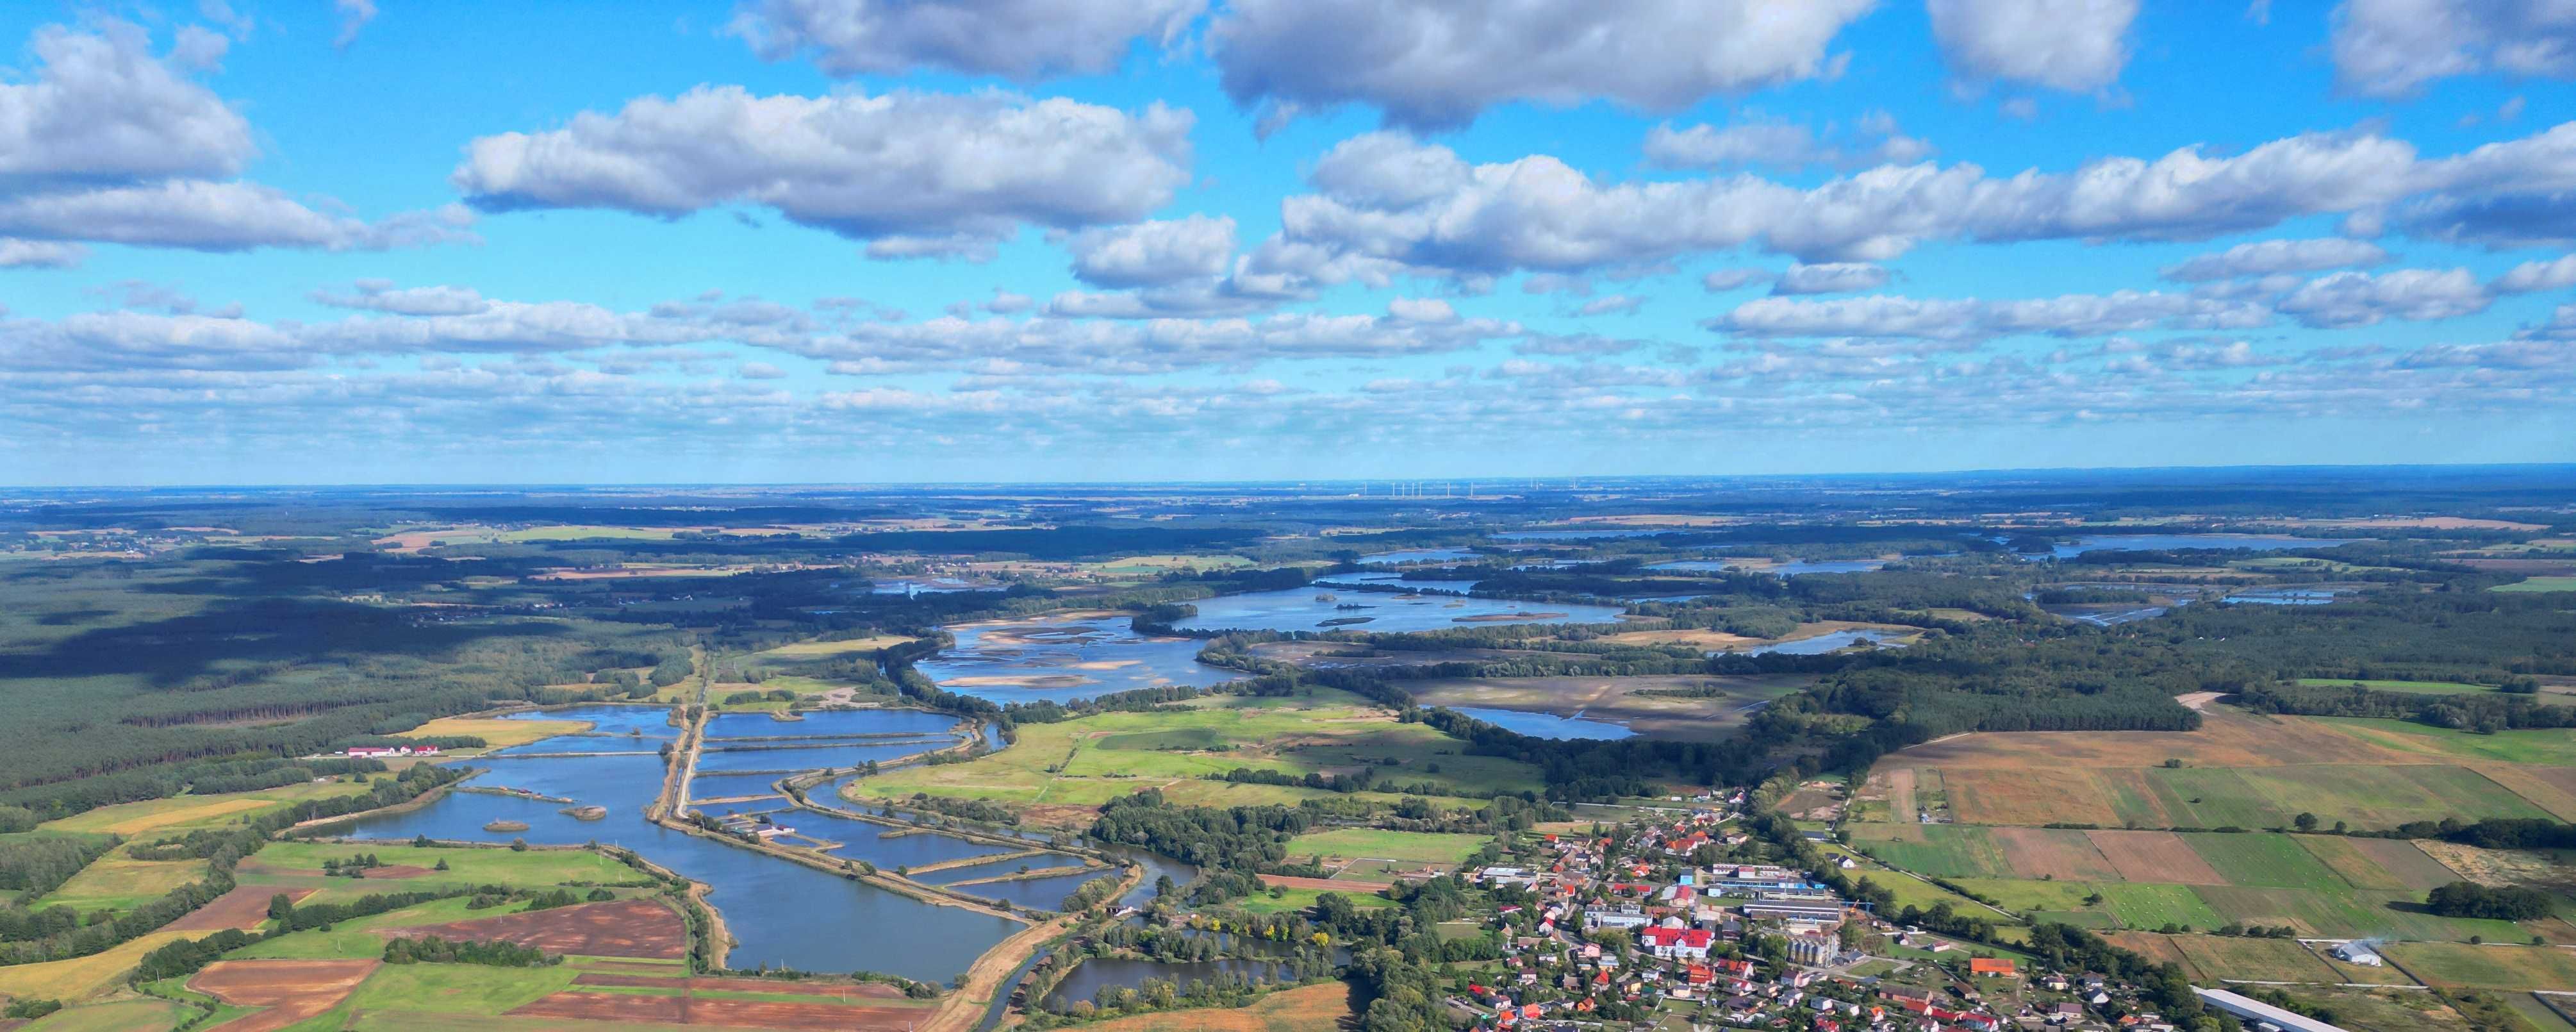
[383,898,688,959]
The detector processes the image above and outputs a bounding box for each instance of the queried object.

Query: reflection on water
[1447,706,1635,740]
[1172,587,1625,634]
[918,613,1239,706]
[338,704,1022,981]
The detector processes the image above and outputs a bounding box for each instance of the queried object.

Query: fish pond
[335,704,1023,981]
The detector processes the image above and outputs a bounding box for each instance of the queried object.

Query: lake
[2224,588,2347,604]
[1649,558,1889,576]
[916,612,1239,705]
[2036,534,2357,558]
[1358,547,1483,565]
[1448,706,1635,740]
[339,704,1024,981]
[1490,529,1667,540]
[1169,587,1628,634]
[1719,628,1911,655]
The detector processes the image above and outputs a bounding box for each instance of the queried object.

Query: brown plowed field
[1994,828,2119,881]
[2086,830,2225,885]
[571,973,913,1002]
[384,898,686,959]
[1943,767,2119,826]
[511,992,928,1030]
[1894,710,2417,770]
[167,886,317,931]
[192,958,379,1032]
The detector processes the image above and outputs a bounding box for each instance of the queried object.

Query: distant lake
[1448,706,1635,740]
[2225,588,2346,605]
[869,578,989,594]
[1358,547,1483,565]
[1490,529,1667,541]
[1719,628,1911,655]
[1313,571,1478,594]
[2036,534,2357,558]
[1171,587,1626,634]
[1649,558,1889,576]
[917,613,1238,705]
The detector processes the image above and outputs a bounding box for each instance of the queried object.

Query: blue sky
[1,0,2572,485]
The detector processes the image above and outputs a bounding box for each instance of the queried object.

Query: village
[1436,798,2220,1032]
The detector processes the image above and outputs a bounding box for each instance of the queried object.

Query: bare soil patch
[193,958,380,1032]
[2087,830,2225,885]
[169,886,317,932]
[1994,828,2120,881]
[1942,767,2120,826]
[571,973,912,1002]
[1892,710,2419,770]
[513,990,925,1030]
[386,898,686,960]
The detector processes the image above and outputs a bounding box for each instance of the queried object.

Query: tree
[2293,812,2318,831]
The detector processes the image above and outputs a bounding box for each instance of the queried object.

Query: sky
[2,0,2573,485]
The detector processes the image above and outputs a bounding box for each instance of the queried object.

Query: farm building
[2193,987,2354,1032]
[2329,941,2384,967]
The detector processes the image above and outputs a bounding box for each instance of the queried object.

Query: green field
[2383,942,2576,990]
[1286,829,1489,866]
[2095,883,2226,931]
[857,692,1540,821]
[238,841,651,895]
[2097,760,2559,829]
[2294,678,2497,695]
[1236,885,1396,915]
[2316,719,2576,767]
[343,963,579,1014]
[32,853,209,912]
[17,999,186,1032]
[2492,576,2576,593]
[2186,833,2347,889]
[1846,824,2014,878]
[229,898,493,960]
[40,780,377,837]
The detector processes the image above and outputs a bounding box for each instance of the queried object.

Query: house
[1970,957,2017,978]
[1639,926,1713,960]
[343,744,440,758]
